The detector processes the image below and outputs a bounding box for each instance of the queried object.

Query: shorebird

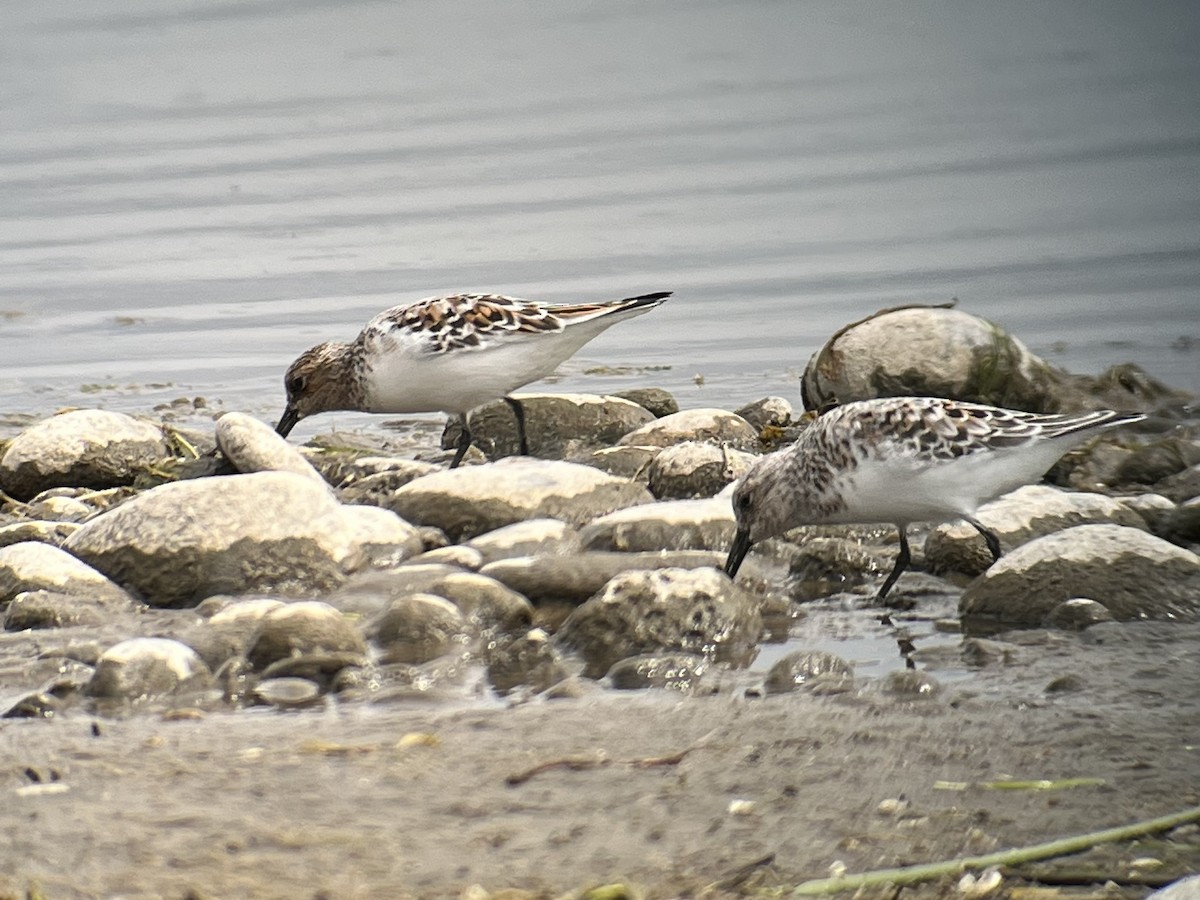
[276,291,671,466]
[724,396,1144,604]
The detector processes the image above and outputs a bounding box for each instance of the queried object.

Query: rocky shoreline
[2,305,1199,897]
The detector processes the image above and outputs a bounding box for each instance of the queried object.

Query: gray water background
[1,1,1198,439]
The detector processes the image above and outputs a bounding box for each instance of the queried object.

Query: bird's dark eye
[287,374,308,395]
[737,492,752,510]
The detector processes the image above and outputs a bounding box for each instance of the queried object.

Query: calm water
[1,1,1198,439]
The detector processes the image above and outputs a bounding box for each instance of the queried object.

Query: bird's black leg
[876,526,911,607]
[503,396,529,456]
[449,421,472,469]
[965,516,1002,563]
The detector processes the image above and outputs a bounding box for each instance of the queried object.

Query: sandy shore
[3,620,1198,899]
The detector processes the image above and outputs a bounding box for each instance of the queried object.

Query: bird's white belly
[363,336,580,415]
[825,444,1069,526]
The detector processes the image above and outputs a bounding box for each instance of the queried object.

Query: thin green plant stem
[784,803,1200,896]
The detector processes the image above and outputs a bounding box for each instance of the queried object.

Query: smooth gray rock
[1042,598,1116,631]
[252,677,322,707]
[246,600,368,671]
[64,472,419,606]
[585,445,660,479]
[442,392,654,461]
[0,521,80,548]
[388,458,653,542]
[0,409,169,501]
[558,567,763,679]
[765,650,854,694]
[646,441,755,500]
[607,653,711,692]
[611,387,679,418]
[87,637,212,700]
[481,550,726,603]
[465,518,581,565]
[618,408,758,451]
[0,541,132,605]
[801,305,1060,412]
[1156,497,1200,547]
[787,536,898,600]
[580,496,736,553]
[4,588,136,631]
[368,592,474,664]
[483,627,568,695]
[327,568,533,634]
[215,411,329,487]
[960,524,1200,626]
[733,396,793,431]
[926,484,1149,576]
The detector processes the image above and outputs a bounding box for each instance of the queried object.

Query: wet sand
[4,621,1198,898]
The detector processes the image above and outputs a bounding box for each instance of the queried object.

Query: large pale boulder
[801,305,1060,412]
[63,472,420,606]
[960,524,1200,626]
[0,409,168,500]
[387,458,653,542]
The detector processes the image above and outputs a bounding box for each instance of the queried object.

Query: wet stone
[1156,499,1200,547]
[252,677,322,708]
[444,392,654,462]
[1042,598,1116,631]
[764,650,854,694]
[0,409,169,501]
[959,638,1018,667]
[557,567,763,679]
[63,472,419,606]
[246,600,368,671]
[611,387,680,418]
[800,305,1060,413]
[585,445,660,480]
[334,463,443,507]
[4,589,134,631]
[646,442,755,500]
[465,519,582,565]
[0,521,81,549]
[926,484,1149,577]
[308,452,439,490]
[259,651,368,682]
[387,458,654,542]
[480,550,726,604]
[882,669,941,698]
[484,628,568,696]
[215,411,329,488]
[1120,492,1178,534]
[87,637,212,701]
[960,524,1200,627]
[618,408,759,451]
[23,494,92,523]
[787,536,897,600]
[404,544,484,569]
[734,396,793,431]
[1114,437,1200,486]
[1153,463,1200,504]
[580,496,736,553]
[368,592,474,665]
[0,541,133,606]
[607,653,710,692]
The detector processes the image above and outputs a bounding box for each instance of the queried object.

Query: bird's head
[725,451,794,577]
[276,342,352,437]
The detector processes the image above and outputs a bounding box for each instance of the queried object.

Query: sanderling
[724,396,1144,604]
[276,291,670,467]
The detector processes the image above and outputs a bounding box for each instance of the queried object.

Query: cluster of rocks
[1,305,1197,716]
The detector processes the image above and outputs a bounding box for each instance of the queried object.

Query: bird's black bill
[724,528,753,577]
[276,407,300,438]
